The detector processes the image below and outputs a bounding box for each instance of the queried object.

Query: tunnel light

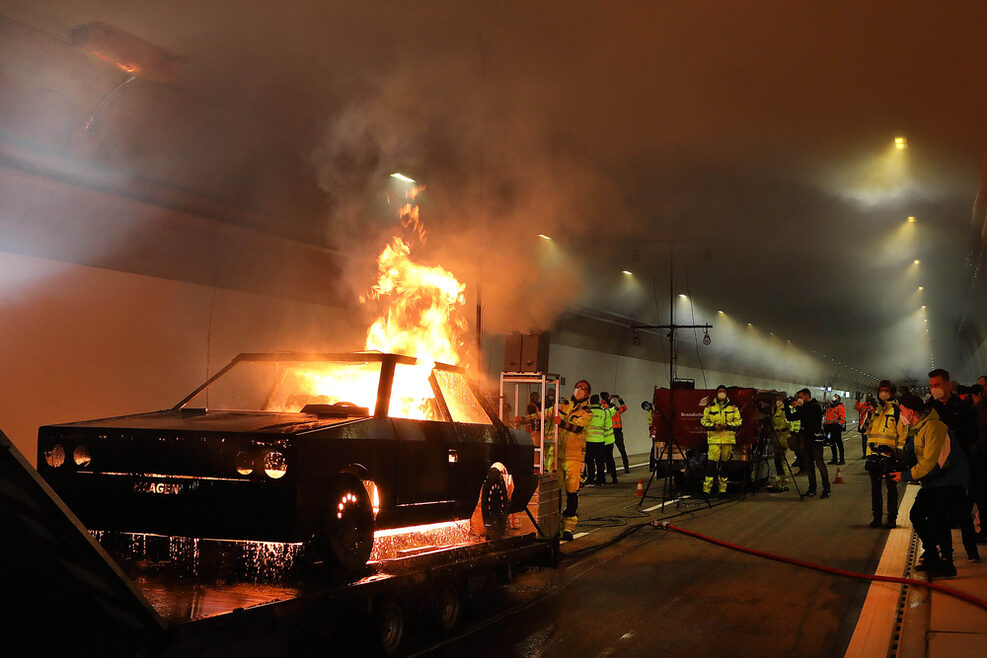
[390,172,416,183]
[913,259,920,265]
[918,286,924,291]
[678,293,688,299]
[538,234,552,240]
[622,270,633,275]
[921,305,926,309]
[747,322,753,327]
[907,216,916,223]
[895,136,907,150]
[717,310,724,314]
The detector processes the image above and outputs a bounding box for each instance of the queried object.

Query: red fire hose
[653,521,987,612]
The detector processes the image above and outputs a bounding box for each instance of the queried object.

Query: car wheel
[321,473,375,573]
[480,467,510,540]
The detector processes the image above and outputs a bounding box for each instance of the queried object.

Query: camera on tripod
[865,443,912,479]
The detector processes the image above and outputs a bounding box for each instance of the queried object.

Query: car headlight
[234,451,254,476]
[73,445,91,468]
[263,451,287,479]
[44,444,66,468]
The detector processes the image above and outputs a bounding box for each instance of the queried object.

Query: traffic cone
[833,468,845,484]
[635,479,645,496]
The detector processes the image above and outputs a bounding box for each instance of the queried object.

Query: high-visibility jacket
[825,403,846,427]
[772,405,792,436]
[529,397,594,462]
[607,398,628,428]
[700,399,743,445]
[855,400,875,432]
[866,400,904,456]
[586,405,612,443]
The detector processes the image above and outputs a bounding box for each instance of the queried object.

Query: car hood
[47,409,364,434]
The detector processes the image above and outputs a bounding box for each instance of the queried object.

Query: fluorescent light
[895,136,907,149]
[538,234,552,240]
[913,259,920,265]
[390,172,416,183]
[678,293,688,299]
[622,270,633,275]
[907,216,916,223]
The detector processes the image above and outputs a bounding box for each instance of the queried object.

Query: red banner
[651,387,758,449]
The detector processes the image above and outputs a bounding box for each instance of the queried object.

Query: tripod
[744,415,801,500]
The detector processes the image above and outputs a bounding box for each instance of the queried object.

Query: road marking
[642,498,682,512]
[571,532,590,539]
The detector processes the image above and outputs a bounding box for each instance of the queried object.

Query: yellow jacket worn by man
[769,398,793,490]
[524,379,593,539]
[700,385,743,494]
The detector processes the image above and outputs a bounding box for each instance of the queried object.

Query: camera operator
[767,394,792,491]
[601,392,630,473]
[865,380,904,528]
[785,389,830,498]
[891,395,971,577]
[700,385,743,496]
[927,369,980,559]
[825,394,847,465]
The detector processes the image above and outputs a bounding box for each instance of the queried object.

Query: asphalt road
[416,443,895,657]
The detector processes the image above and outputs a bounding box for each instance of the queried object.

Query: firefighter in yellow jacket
[767,395,792,491]
[700,385,743,495]
[521,379,593,540]
[865,380,906,528]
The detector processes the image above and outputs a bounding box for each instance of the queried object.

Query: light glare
[390,172,416,183]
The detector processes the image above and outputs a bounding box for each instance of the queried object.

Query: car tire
[434,582,462,635]
[480,467,510,540]
[374,597,405,656]
[316,473,375,574]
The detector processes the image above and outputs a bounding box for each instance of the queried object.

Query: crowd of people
[517,370,987,566]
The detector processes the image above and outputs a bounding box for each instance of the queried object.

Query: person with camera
[767,395,793,491]
[785,388,830,498]
[891,395,971,578]
[825,394,847,465]
[865,380,904,527]
[926,369,980,559]
[601,392,630,473]
[700,385,743,496]
[855,393,876,458]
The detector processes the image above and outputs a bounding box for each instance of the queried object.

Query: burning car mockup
[37,352,537,573]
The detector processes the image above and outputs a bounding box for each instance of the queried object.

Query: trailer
[1,430,557,657]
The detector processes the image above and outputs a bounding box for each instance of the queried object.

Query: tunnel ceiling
[1,1,986,385]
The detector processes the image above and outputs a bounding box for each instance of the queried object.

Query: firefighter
[866,380,905,528]
[520,379,593,540]
[602,392,630,473]
[700,385,743,496]
[825,394,847,465]
[767,395,792,491]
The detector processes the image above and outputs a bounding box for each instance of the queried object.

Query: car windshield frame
[173,352,497,424]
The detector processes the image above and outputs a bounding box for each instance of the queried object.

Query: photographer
[891,395,971,578]
[767,395,792,491]
[601,392,630,473]
[785,389,830,498]
[865,380,904,528]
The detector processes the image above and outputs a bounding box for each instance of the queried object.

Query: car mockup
[37,352,537,572]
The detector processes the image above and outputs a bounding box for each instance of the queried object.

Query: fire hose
[653,521,987,612]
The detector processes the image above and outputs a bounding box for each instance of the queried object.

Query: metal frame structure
[498,372,561,474]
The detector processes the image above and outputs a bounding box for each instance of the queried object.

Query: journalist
[892,395,971,578]
[865,380,904,528]
[786,389,830,498]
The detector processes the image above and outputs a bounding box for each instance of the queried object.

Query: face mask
[878,391,890,401]
[930,386,945,400]
[717,393,726,401]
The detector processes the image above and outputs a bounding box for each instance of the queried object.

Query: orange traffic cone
[833,468,845,484]
[635,479,645,496]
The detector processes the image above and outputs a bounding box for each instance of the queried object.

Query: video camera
[865,443,914,479]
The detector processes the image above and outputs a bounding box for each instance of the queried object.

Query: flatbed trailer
[1,430,557,657]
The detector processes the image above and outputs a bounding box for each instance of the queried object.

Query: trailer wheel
[374,597,405,655]
[480,467,510,540]
[435,582,462,635]
[316,473,375,573]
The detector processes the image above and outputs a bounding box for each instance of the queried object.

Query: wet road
[418,445,893,657]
